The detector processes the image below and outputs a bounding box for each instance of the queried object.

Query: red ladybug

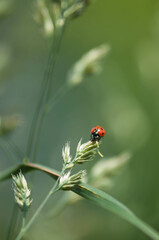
[90,126,106,141]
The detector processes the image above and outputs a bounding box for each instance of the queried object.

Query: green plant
[0,1,159,240]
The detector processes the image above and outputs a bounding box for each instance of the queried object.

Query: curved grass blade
[0,163,59,182]
[73,183,159,240]
[1,163,159,240]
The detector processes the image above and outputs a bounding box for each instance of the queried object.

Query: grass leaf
[1,163,159,240]
[73,183,159,240]
[0,163,59,181]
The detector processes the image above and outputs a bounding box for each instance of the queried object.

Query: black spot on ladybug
[101,128,103,130]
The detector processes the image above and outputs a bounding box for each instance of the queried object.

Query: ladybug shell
[90,126,106,141]
[91,126,106,136]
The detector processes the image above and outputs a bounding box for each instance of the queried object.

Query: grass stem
[26,25,65,163]
[15,179,60,240]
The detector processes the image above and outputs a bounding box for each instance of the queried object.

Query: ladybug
[90,126,106,142]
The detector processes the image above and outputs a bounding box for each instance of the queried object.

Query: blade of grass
[73,183,159,240]
[1,163,159,240]
[0,163,59,182]
[26,25,65,163]
[26,36,56,160]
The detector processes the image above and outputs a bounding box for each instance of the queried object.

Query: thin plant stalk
[6,204,19,240]
[9,25,66,240]
[44,81,70,113]
[0,139,21,163]
[32,26,65,163]
[22,214,26,231]
[26,25,65,162]
[26,36,56,159]
[6,139,24,160]
[4,141,24,240]
[21,210,26,235]
[15,179,61,240]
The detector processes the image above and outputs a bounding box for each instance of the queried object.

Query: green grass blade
[1,163,159,239]
[73,183,159,240]
[0,163,59,181]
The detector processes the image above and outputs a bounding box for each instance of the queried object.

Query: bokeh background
[0,0,159,239]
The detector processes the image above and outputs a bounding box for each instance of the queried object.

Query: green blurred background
[0,0,159,239]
